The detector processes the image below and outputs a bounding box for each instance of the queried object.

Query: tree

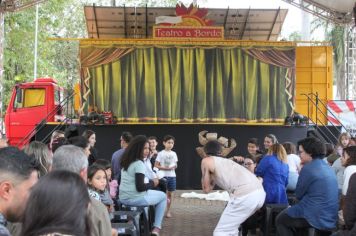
[2,0,183,111]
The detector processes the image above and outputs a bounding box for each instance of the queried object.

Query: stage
[35,124,308,189]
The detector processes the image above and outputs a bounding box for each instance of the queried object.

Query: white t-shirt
[156,150,178,177]
[342,165,356,195]
[287,154,301,173]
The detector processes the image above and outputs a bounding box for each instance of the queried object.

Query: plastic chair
[119,204,152,236]
[265,203,289,235]
[111,222,138,236]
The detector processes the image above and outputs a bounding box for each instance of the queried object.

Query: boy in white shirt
[155,135,178,218]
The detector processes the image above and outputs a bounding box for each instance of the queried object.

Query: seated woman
[276,137,339,235]
[20,170,91,236]
[334,173,356,236]
[341,146,356,197]
[118,135,167,236]
[255,143,289,204]
[282,142,301,191]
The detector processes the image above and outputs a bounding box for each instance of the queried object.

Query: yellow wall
[295,46,333,125]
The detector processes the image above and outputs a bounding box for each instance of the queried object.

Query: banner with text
[153,26,224,40]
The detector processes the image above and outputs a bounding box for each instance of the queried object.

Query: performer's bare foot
[165,212,172,218]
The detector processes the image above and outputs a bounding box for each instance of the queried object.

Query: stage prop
[80,3,295,123]
[196,130,236,158]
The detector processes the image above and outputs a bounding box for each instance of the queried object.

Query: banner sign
[153,26,224,39]
[327,100,356,136]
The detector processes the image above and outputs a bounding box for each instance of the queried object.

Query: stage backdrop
[79,43,295,123]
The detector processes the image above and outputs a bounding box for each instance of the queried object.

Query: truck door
[7,86,48,146]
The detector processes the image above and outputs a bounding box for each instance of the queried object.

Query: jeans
[120,190,167,229]
[275,208,311,236]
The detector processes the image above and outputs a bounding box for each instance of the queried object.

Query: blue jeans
[120,190,167,229]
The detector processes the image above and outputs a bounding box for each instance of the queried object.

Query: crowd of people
[0,128,355,236]
[0,128,179,236]
[201,132,356,236]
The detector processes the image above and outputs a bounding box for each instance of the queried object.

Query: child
[155,135,178,218]
[148,136,159,168]
[87,164,114,219]
[94,159,118,200]
[336,132,351,156]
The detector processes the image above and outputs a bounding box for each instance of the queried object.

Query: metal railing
[17,92,75,147]
[301,92,349,144]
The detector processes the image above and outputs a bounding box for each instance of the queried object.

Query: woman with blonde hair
[255,143,289,204]
[24,141,52,177]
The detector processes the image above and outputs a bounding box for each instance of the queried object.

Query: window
[15,88,46,108]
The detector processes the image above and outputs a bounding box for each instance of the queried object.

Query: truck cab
[5,78,64,147]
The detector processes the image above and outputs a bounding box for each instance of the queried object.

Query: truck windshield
[14,88,45,108]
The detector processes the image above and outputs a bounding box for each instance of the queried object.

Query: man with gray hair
[52,145,113,236]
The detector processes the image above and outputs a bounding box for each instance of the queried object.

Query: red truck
[4,78,65,147]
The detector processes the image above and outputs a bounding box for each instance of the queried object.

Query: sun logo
[162,3,214,27]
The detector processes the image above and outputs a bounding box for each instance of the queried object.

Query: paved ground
[160,190,226,236]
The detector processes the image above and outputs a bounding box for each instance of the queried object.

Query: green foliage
[311,19,346,99]
[288,31,302,41]
[2,0,182,112]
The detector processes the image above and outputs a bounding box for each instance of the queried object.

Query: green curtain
[88,47,293,122]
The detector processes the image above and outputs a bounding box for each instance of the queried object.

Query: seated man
[201,140,266,236]
[0,147,39,236]
[275,137,338,235]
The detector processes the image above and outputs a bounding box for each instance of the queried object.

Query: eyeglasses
[244,162,254,166]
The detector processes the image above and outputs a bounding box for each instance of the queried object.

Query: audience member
[64,125,79,140]
[82,130,98,166]
[282,142,301,191]
[20,170,91,236]
[341,146,356,196]
[52,145,113,236]
[201,140,265,236]
[333,133,351,193]
[68,136,91,157]
[255,143,289,204]
[155,135,178,218]
[87,164,114,219]
[119,135,167,236]
[336,133,351,156]
[48,130,65,151]
[148,136,159,168]
[0,147,39,236]
[333,173,356,236]
[51,137,67,153]
[276,137,338,235]
[112,131,132,182]
[94,159,118,199]
[326,143,338,166]
[24,141,52,177]
[263,134,278,154]
[243,154,257,173]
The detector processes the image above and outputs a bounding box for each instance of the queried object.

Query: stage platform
[35,124,308,189]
